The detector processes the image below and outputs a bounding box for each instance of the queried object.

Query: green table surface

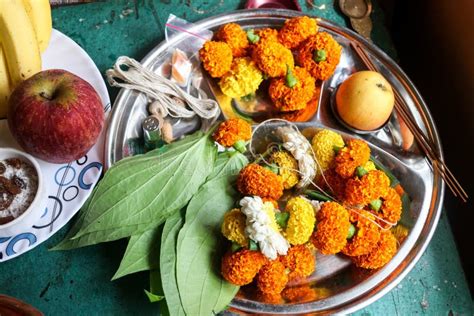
[1,1,473,315]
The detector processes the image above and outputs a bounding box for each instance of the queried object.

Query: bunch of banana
[0,0,52,119]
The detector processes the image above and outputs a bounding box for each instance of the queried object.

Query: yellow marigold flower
[257,260,289,295]
[311,129,345,172]
[219,57,263,98]
[213,118,252,148]
[311,202,351,254]
[199,41,233,78]
[269,151,299,189]
[284,197,315,245]
[221,208,248,247]
[352,230,397,269]
[280,244,315,281]
[221,249,267,286]
[215,23,249,57]
[237,164,284,200]
[335,139,371,178]
[278,16,318,49]
[342,210,381,257]
[363,160,376,172]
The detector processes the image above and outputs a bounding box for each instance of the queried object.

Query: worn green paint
[0,1,472,315]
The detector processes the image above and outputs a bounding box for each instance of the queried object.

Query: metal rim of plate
[105,9,444,315]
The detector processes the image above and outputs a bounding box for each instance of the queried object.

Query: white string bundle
[106,56,221,124]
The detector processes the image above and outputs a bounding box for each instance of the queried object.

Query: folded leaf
[176,152,248,315]
[112,225,162,280]
[70,131,216,242]
[144,289,164,303]
[160,210,186,316]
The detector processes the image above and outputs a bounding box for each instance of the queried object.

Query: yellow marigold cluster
[221,208,248,247]
[221,249,267,285]
[257,260,289,295]
[199,41,233,78]
[237,164,284,200]
[252,40,295,78]
[219,57,263,98]
[379,187,402,225]
[278,16,318,49]
[311,202,351,254]
[335,139,371,178]
[311,129,345,172]
[344,170,391,206]
[342,210,381,257]
[215,23,249,57]
[280,244,315,281]
[269,151,299,189]
[284,197,315,245]
[268,66,316,112]
[297,32,342,81]
[212,118,252,147]
[352,230,397,269]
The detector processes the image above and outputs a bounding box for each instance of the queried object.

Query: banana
[0,0,42,88]
[22,0,52,52]
[0,44,12,119]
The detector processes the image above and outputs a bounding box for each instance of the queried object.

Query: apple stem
[39,91,53,101]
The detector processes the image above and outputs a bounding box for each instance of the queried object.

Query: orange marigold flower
[297,32,342,81]
[278,16,318,49]
[342,210,381,257]
[280,244,315,281]
[344,170,391,205]
[255,28,279,43]
[237,164,284,200]
[311,202,351,255]
[252,40,294,78]
[378,187,402,225]
[257,260,289,295]
[334,139,371,178]
[268,66,316,112]
[213,118,252,147]
[352,230,397,269]
[216,23,249,57]
[282,285,318,303]
[320,168,346,200]
[199,41,233,78]
[221,249,267,286]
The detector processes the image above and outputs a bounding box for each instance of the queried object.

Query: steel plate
[105,9,444,314]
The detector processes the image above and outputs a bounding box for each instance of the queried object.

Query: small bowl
[0,148,46,236]
[330,85,391,135]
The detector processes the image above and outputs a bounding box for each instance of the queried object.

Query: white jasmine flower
[240,196,289,260]
[277,126,317,188]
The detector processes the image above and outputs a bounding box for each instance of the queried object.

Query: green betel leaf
[111,225,162,280]
[70,131,217,242]
[160,210,186,316]
[176,152,248,315]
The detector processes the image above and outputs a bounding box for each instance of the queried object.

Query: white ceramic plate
[0,29,110,262]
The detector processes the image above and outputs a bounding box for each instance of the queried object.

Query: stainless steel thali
[105,9,444,315]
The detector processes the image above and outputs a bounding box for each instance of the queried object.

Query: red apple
[7,69,104,163]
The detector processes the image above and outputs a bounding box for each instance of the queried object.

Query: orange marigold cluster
[215,23,249,57]
[280,245,315,281]
[221,249,267,286]
[352,230,397,269]
[334,139,371,178]
[311,202,351,254]
[378,187,402,225]
[268,66,316,112]
[212,118,252,147]
[257,260,289,295]
[297,32,342,81]
[237,163,284,200]
[278,16,318,49]
[199,41,233,78]
[252,40,295,78]
[342,210,381,257]
[344,170,390,206]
